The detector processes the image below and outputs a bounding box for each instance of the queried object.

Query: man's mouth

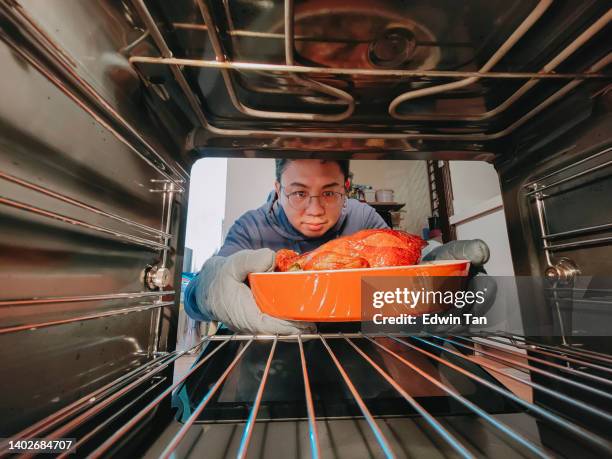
[304,222,326,231]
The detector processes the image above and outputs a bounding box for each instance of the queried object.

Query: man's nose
[305,196,325,215]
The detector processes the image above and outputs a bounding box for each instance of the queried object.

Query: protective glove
[421,239,497,333]
[190,249,315,335]
[421,239,490,268]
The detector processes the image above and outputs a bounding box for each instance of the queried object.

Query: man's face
[275,160,346,238]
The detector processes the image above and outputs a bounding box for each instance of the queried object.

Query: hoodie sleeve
[185,217,256,322]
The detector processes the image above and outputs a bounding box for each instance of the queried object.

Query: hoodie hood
[263,190,348,243]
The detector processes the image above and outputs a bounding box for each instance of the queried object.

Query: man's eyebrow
[286,181,342,188]
[287,182,308,188]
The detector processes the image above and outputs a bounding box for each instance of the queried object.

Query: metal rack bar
[488,333,612,365]
[389,0,553,119]
[455,336,612,388]
[134,52,612,142]
[172,22,473,46]
[0,300,175,335]
[435,336,612,399]
[415,337,612,422]
[131,0,210,132]
[546,236,612,251]
[19,333,610,457]
[0,171,170,239]
[236,337,278,459]
[484,336,612,373]
[89,336,235,459]
[298,335,320,459]
[318,335,396,459]
[193,0,354,121]
[0,195,168,251]
[526,160,612,197]
[55,376,168,459]
[544,297,612,306]
[387,335,612,454]
[524,147,612,189]
[6,351,177,443]
[205,333,365,340]
[0,2,189,184]
[0,291,174,307]
[128,55,610,80]
[283,0,355,120]
[159,340,254,459]
[18,336,212,450]
[342,337,474,459]
[361,335,549,459]
[383,10,612,121]
[543,222,612,240]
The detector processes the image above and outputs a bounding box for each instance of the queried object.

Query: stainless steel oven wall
[498,91,611,346]
[0,1,189,435]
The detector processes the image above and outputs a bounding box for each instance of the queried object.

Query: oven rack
[3,332,610,458]
[525,146,612,267]
[123,0,612,141]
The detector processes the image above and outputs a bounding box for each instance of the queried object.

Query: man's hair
[275,159,350,183]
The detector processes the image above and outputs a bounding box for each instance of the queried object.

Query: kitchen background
[186,159,514,276]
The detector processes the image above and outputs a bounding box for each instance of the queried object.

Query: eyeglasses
[280,187,346,210]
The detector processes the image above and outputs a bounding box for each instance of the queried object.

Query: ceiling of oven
[129,0,611,157]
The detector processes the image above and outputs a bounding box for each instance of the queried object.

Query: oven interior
[0,0,611,457]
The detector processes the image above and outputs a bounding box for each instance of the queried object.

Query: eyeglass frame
[278,185,347,210]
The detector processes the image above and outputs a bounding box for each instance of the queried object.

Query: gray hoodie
[217,191,388,256]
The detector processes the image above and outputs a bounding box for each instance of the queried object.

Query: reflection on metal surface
[0,170,170,240]
[0,195,168,251]
[158,339,254,459]
[193,0,355,121]
[128,55,610,80]
[33,333,609,457]
[130,53,612,142]
[526,146,612,275]
[389,9,612,120]
[0,3,188,186]
[319,334,397,458]
[0,300,175,335]
[236,337,278,459]
[1,336,215,456]
[389,0,553,119]
[0,291,174,307]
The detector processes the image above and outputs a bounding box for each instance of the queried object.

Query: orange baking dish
[248,260,470,322]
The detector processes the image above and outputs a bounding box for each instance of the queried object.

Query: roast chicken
[275,229,427,272]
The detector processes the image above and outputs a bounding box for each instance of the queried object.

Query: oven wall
[498,91,611,348]
[0,1,188,435]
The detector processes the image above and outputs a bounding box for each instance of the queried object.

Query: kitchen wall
[448,161,515,276]
[222,159,431,237]
[223,158,275,239]
[186,158,228,269]
[351,160,431,235]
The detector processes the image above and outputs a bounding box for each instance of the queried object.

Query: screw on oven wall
[545,258,581,284]
[143,264,171,289]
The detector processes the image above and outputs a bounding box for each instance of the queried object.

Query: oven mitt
[421,239,490,267]
[421,239,497,333]
[190,248,316,335]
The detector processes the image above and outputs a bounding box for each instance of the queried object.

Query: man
[184,159,490,334]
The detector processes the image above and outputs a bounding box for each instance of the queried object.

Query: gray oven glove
[421,239,490,267]
[191,249,315,335]
[421,239,497,333]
